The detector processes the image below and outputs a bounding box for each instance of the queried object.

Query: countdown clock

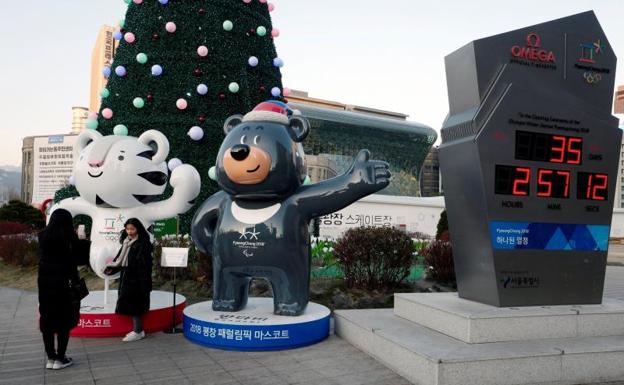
[439,12,620,306]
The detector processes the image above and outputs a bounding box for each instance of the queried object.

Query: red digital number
[512,167,531,196]
[590,174,608,200]
[557,170,570,198]
[550,136,566,163]
[567,138,582,165]
[537,169,552,197]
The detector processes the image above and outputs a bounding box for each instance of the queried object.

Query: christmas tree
[59,0,285,232]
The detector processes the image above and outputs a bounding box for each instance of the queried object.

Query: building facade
[612,86,624,208]
[419,146,441,197]
[72,106,89,134]
[615,85,624,114]
[90,25,118,113]
[287,90,437,197]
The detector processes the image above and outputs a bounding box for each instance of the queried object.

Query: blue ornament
[102,66,112,78]
[248,56,259,67]
[271,87,281,97]
[115,66,127,77]
[158,0,168,4]
[113,31,123,41]
[151,64,163,76]
[197,84,208,95]
[273,58,284,68]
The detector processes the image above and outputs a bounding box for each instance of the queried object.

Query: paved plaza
[3,267,624,385]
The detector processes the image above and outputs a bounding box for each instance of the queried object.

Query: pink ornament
[268,3,275,12]
[259,0,267,3]
[243,0,252,3]
[88,112,98,119]
[124,32,136,43]
[197,45,209,57]
[271,28,280,38]
[133,0,143,3]
[176,98,188,110]
[102,108,113,119]
[283,87,291,96]
[165,22,177,33]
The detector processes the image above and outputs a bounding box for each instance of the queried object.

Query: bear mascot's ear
[138,130,170,164]
[288,116,310,143]
[223,115,244,135]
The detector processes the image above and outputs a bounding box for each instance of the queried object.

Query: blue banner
[489,221,609,251]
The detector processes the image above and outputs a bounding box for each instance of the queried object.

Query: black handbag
[69,277,89,304]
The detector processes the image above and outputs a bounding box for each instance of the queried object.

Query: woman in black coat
[38,209,90,370]
[105,218,153,342]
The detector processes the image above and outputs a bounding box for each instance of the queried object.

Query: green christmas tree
[59,0,285,232]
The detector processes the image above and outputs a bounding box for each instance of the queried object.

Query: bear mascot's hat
[243,100,294,125]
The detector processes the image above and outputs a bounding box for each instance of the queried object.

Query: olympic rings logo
[583,72,602,84]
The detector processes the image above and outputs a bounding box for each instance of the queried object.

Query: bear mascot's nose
[230,144,250,161]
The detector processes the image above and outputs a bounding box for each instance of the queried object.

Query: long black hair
[39,209,77,246]
[119,218,150,244]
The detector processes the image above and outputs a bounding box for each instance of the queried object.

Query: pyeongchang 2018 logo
[510,33,557,70]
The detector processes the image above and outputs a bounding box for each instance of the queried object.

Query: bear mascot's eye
[254,135,261,145]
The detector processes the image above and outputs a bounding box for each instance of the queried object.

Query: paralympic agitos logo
[510,33,556,63]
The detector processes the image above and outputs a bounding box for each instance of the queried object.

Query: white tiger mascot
[53,129,201,279]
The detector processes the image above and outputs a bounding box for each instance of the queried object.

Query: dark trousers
[42,330,70,360]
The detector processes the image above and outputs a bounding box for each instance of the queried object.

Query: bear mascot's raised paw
[191,100,391,316]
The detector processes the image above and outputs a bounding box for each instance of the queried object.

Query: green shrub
[334,226,413,290]
[0,200,45,229]
[422,240,455,285]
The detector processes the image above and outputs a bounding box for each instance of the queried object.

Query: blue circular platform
[183,298,330,351]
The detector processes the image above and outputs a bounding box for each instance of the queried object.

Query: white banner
[161,247,189,268]
[32,135,77,205]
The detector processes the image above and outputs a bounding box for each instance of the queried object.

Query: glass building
[288,98,437,197]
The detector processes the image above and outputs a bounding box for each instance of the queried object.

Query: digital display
[537,169,570,198]
[577,172,608,201]
[495,165,530,196]
[515,131,582,164]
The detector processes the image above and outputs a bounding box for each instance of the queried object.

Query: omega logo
[510,33,556,63]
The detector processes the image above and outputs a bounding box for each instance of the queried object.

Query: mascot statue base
[183,297,329,351]
[71,290,186,338]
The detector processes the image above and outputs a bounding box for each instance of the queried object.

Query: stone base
[395,292,624,343]
[71,290,186,338]
[335,296,624,385]
[183,298,330,351]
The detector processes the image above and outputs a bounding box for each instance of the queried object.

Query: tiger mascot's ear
[138,130,170,164]
[75,130,103,159]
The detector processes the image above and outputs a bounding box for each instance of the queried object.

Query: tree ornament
[88,112,98,120]
[223,20,234,31]
[188,126,204,141]
[152,33,160,41]
[271,87,281,97]
[102,66,112,78]
[158,0,169,4]
[197,46,208,57]
[115,66,127,77]
[136,53,148,64]
[268,3,275,12]
[113,31,123,41]
[248,56,259,67]
[198,114,207,123]
[228,82,240,93]
[273,57,284,67]
[86,119,99,129]
[219,93,226,100]
[119,19,125,28]
[197,84,208,95]
[208,166,217,181]
[198,8,205,15]
[151,65,163,76]
[102,108,114,119]
[168,158,183,171]
[133,0,143,4]
[113,124,129,136]
[176,99,188,110]
[193,68,203,77]
[166,22,177,33]
[256,26,267,36]
[100,88,110,98]
[133,97,145,108]
[271,28,280,38]
[124,32,136,43]
[147,94,154,102]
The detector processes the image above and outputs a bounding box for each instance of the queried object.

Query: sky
[0,0,622,167]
